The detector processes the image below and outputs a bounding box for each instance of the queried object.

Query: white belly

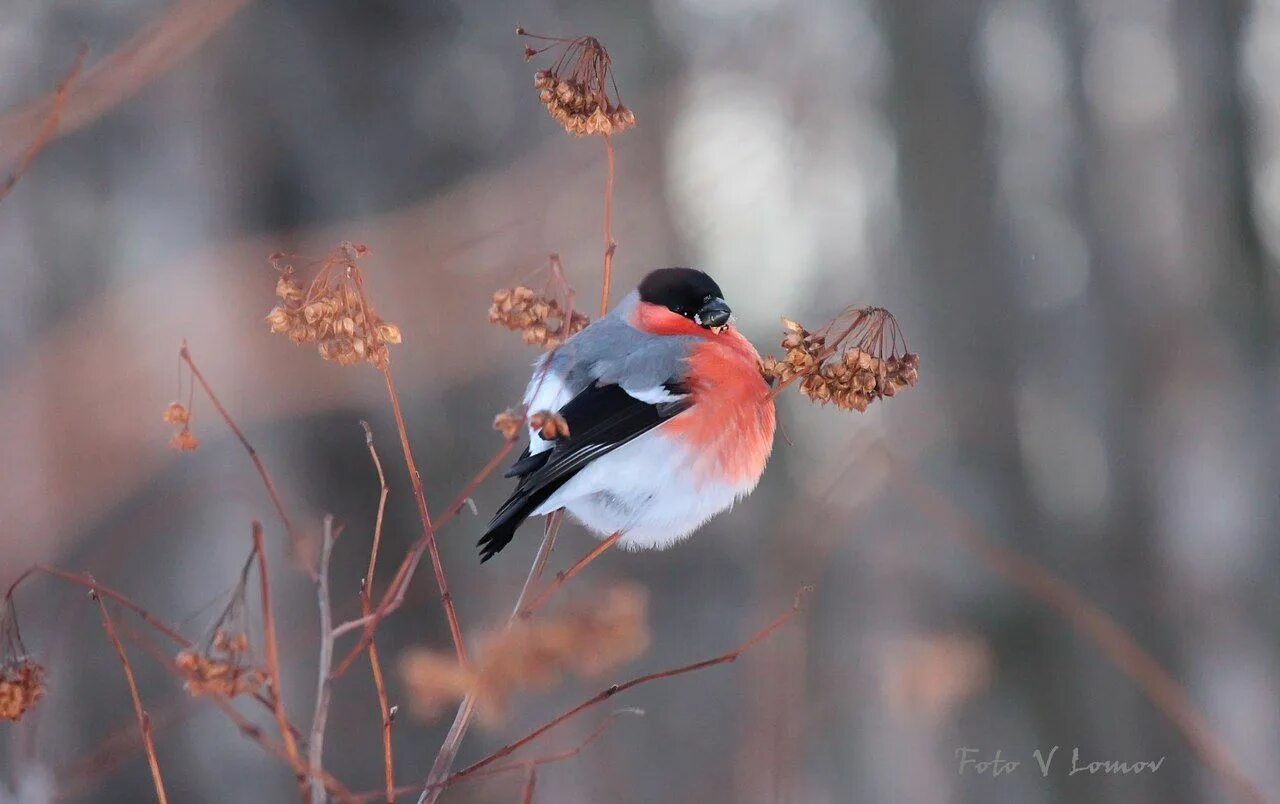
[531,425,754,550]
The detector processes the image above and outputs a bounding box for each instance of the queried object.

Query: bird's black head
[638,267,732,330]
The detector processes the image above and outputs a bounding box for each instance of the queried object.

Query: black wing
[477,381,690,562]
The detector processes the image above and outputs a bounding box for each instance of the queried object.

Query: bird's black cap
[638,267,725,317]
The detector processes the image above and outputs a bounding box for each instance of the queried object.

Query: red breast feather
[633,303,777,487]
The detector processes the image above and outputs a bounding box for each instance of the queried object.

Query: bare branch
[92,592,168,804]
[250,522,306,786]
[181,344,309,577]
[0,47,87,207]
[308,515,338,803]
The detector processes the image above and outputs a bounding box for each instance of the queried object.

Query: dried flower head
[489,286,589,349]
[1,601,44,722]
[398,583,650,725]
[519,28,635,137]
[162,402,190,426]
[169,427,200,452]
[493,406,527,441]
[760,307,919,412]
[0,660,45,722]
[265,242,402,370]
[175,629,265,698]
[528,410,570,440]
[175,555,264,698]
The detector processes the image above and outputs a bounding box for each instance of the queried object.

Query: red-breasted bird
[479,268,777,561]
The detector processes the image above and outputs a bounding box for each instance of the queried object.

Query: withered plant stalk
[520,531,621,620]
[420,512,567,803]
[436,589,809,791]
[308,515,338,804]
[180,344,308,577]
[600,134,616,317]
[360,421,397,803]
[250,522,307,786]
[92,593,168,804]
[0,46,86,207]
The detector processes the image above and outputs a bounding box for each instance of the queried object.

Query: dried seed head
[175,630,265,699]
[264,243,402,370]
[163,402,190,426]
[169,427,200,452]
[492,407,526,441]
[1,602,44,722]
[528,410,571,440]
[0,660,45,722]
[760,307,919,413]
[519,30,635,137]
[176,555,264,698]
[489,285,590,349]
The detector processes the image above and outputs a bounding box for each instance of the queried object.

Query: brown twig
[181,344,309,578]
[0,0,253,166]
[91,592,168,804]
[330,437,516,674]
[340,267,468,670]
[204,693,352,799]
[421,511,566,802]
[599,134,616,317]
[360,421,397,803]
[250,522,306,787]
[111,616,335,797]
[519,531,621,619]
[0,47,87,207]
[439,588,810,788]
[521,766,537,804]
[7,563,292,734]
[895,460,1266,804]
[7,564,189,647]
[460,706,641,785]
[309,515,338,803]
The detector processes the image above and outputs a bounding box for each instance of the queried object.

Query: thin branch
[440,588,810,789]
[91,592,168,804]
[330,437,517,675]
[519,531,620,620]
[204,693,352,799]
[360,421,397,803]
[599,134,616,317]
[351,701,636,801]
[420,512,566,803]
[895,460,1266,804]
[459,707,641,784]
[111,615,339,797]
[181,343,309,578]
[0,47,87,207]
[7,563,293,737]
[7,564,189,647]
[309,515,338,804]
[251,521,306,786]
[521,767,537,804]
[373,360,467,668]
[0,0,254,166]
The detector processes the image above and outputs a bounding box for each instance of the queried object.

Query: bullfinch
[479,267,777,561]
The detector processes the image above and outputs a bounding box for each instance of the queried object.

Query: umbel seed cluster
[265,243,403,370]
[489,286,590,349]
[761,311,920,412]
[520,29,635,138]
[175,630,265,699]
[0,659,44,722]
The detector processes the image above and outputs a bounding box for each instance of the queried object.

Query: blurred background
[2,0,1278,802]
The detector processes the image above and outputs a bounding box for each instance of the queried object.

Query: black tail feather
[477,475,569,562]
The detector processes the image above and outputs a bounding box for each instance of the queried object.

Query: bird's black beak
[694,297,732,331]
